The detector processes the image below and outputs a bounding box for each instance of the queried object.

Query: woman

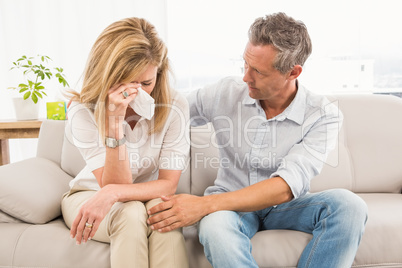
[61,17,189,268]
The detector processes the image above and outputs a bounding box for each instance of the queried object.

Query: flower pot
[12,97,40,120]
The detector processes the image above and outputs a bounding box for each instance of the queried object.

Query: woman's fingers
[107,83,139,116]
[70,211,82,239]
[82,219,95,243]
[88,220,101,241]
[109,83,140,98]
[70,210,96,244]
[74,217,87,244]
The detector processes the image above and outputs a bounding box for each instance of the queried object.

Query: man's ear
[288,65,303,80]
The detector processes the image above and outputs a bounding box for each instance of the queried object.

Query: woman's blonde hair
[70,17,171,140]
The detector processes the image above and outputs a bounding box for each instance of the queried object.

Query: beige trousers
[61,190,189,268]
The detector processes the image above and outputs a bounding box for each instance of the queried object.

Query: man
[148,12,368,267]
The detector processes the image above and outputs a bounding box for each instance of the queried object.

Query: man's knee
[324,189,368,226]
[198,210,238,244]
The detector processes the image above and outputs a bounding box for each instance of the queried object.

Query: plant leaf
[23,91,31,100]
[33,91,43,99]
[32,93,38,103]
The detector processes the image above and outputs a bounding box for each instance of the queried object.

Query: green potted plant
[8,55,69,120]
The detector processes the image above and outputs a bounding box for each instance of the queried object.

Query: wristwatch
[105,136,126,148]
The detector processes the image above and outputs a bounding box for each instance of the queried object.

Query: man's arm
[147,97,343,232]
[147,176,293,232]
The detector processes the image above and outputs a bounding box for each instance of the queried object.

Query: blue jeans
[198,189,368,268]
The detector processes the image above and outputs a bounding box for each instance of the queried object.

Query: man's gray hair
[248,12,312,74]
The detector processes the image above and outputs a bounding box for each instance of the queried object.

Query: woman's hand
[106,83,140,138]
[70,185,118,244]
[107,83,139,118]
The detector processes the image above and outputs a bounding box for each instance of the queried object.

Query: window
[166,0,402,95]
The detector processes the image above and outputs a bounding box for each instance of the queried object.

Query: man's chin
[248,88,259,99]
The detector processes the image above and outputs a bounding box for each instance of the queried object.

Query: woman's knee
[111,201,148,229]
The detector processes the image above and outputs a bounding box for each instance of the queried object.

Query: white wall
[1,0,401,163]
[0,0,167,162]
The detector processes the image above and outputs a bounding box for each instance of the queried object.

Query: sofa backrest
[312,94,402,194]
[38,94,402,196]
[187,94,402,196]
[37,120,66,166]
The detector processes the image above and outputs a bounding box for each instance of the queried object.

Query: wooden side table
[0,120,43,165]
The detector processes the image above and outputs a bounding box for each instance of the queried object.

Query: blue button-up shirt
[187,76,343,199]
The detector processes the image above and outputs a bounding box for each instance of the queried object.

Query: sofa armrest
[36,120,66,166]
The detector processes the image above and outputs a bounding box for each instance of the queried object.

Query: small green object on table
[46,102,66,120]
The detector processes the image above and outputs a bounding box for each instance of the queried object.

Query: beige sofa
[1,94,402,268]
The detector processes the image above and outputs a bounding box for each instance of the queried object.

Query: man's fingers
[147,209,171,225]
[147,199,173,216]
[150,213,177,230]
[157,221,182,233]
[161,195,173,202]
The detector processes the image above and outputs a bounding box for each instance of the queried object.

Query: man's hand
[147,194,208,233]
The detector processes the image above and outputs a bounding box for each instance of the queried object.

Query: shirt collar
[242,92,256,105]
[283,82,306,125]
[241,80,306,125]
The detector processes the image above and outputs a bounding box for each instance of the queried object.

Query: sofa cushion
[0,158,72,224]
[0,209,23,223]
[0,219,110,268]
[353,193,402,266]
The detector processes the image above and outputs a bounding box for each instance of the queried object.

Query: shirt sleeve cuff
[86,153,105,172]
[270,170,306,200]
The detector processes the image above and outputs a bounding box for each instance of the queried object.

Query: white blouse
[66,91,190,192]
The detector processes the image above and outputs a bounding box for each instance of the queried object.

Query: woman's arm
[71,92,190,244]
[95,83,139,187]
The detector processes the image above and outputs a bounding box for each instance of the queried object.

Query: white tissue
[128,87,155,120]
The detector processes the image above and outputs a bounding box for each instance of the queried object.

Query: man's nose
[243,68,253,83]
